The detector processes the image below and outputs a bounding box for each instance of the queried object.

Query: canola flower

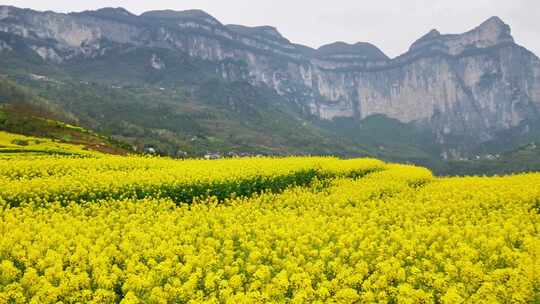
[0,131,99,158]
[0,156,539,303]
[0,157,384,207]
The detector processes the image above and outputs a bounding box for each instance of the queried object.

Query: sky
[2,0,539,58]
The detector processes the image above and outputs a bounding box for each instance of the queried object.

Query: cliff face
[1,6,539,156]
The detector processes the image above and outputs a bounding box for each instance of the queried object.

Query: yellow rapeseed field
[0,131,98,158]
[0,157,384,207]
[0,155,539,303]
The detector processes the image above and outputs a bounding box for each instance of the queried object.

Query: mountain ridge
[0,6,526,58]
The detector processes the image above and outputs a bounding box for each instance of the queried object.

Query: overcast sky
[3,0,539,58]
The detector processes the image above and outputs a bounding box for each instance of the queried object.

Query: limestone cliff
[1,5,539,157]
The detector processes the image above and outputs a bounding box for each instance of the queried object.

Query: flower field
[0,131,99,158]
[0,156,539,303]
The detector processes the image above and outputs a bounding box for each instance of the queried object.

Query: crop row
[0,157,385,207]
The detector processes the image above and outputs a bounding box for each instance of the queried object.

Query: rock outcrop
[1,5,539,156]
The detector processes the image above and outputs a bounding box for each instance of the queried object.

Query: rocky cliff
[1,6,539,157]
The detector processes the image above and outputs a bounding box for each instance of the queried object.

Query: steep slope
[0,6,539,161]
[0,78,133,155]
[0,73,371,157]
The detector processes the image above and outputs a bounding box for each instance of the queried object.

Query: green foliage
[11,139,28,146]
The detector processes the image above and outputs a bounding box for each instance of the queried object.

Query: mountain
[0,6,539,169]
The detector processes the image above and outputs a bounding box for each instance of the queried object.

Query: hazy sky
[3,1,539,58]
